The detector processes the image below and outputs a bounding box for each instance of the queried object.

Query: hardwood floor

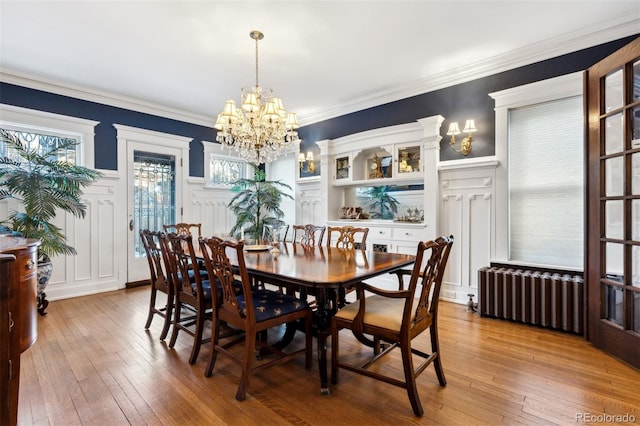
[17,286,640,425]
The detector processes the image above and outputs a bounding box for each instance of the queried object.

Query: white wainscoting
[43,172,121,300]
[187,177,236,237]
[438,158,498,304]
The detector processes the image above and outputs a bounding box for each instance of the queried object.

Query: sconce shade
[447,122,461,135]
[463,119,477,133]
[298,153,306,162]
[306,152,314,161]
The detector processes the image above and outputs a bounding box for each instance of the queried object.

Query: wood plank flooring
[16,286,640,425]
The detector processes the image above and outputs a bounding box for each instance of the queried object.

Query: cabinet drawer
[369,227,391,239]
[391,227,426,241]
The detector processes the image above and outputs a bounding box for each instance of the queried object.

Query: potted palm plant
[364,185,400,220]
[0,129,101,314]
[228,163,293,241]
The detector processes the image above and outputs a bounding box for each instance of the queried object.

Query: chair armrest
[358,282,412,299]
[391,269,412,290]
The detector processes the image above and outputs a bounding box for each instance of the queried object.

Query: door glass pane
[605,156,624,196]
[604,284,624,326]
[634,59,640,101]
[633,153,640,195]
[633,246,640,288]
[133,151,175,258]
[633,106,640,148]
[605,242,624,283]
[605,200,624,240]
[605,68,623,112]
[633,292,640,332]
[605,113,623,154]
[631,246,640,287]
[633,200,640,240]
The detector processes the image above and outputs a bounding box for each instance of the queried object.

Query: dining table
[230,241,416,394]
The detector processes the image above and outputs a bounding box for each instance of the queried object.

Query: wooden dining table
[228,241,416,394]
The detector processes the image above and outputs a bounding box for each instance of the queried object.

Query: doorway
[585,36,640,368]
[126,141,184,284]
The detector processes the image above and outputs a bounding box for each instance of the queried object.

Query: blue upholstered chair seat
[190,278,243,302]
[238,289,308,323]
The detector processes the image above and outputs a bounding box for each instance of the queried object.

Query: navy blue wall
[298,34,639,163]
[0,83,214,175]
[1,34,637,176]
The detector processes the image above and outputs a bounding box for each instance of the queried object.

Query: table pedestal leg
[314,287,336,395]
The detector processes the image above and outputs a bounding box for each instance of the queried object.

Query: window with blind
[508,95,584,268]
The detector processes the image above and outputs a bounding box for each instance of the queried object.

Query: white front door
[126,141,183,283]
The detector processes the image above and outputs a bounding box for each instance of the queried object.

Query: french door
[585,36,640,368]
[127,142,182,283]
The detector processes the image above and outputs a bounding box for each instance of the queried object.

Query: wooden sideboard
[0,237,39,426]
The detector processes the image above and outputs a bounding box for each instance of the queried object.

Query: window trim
[0,103,99,169]
[489,71,583,269]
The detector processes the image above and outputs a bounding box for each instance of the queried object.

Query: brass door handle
[129,219,134,231]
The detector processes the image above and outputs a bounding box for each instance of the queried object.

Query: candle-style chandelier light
[214,30,300,164]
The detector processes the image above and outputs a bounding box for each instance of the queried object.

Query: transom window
[209,155,244,186]
[1,128,80,164]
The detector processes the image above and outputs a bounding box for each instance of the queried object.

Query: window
[0,104,98,168]
[508,96,583,268]
[202,141,245,187]
[491,72,584,270]
[1,128,79,164]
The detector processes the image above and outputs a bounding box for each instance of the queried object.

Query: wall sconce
[447,119,477,156]
[298,151,315,173]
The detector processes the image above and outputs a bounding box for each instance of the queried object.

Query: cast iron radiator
[478,265,584,334]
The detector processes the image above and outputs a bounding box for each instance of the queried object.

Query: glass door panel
[605,157,624,196]
[633,153,640,194]
[633,59,640,100]
[604,68,623,112]
[605,113,623,154]
[605,200,624,240]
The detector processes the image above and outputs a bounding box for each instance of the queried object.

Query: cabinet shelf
[333,176,424,187]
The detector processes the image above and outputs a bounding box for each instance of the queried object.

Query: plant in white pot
[0,129,101,314]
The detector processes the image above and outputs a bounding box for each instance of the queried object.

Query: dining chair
[140,229,173,340]
[330,235,454,417]
[161,232,212,365]
[292,224,326,246]
[326,225,369,250]
[262,219,289,243]
[163,223,202,238]
[200,236,313,401]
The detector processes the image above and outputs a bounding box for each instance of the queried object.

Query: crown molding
[1,15,637,129]
[299,15,640,125]
[0,70,215,127]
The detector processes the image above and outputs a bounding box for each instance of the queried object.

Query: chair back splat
[292,224,326,246]
[327,225,369,250]
[199,237,313,401]
[163,223,202,238]
[330,235,454,417]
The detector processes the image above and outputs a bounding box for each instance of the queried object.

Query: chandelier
[214,30,300,164]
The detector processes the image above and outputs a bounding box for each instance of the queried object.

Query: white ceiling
[1,1,639,127]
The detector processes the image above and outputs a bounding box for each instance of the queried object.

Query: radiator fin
[478,266,583,334]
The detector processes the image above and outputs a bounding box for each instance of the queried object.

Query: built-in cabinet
[313,116,444,289]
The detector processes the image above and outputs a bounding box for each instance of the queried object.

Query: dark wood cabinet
[1,237,39,426]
